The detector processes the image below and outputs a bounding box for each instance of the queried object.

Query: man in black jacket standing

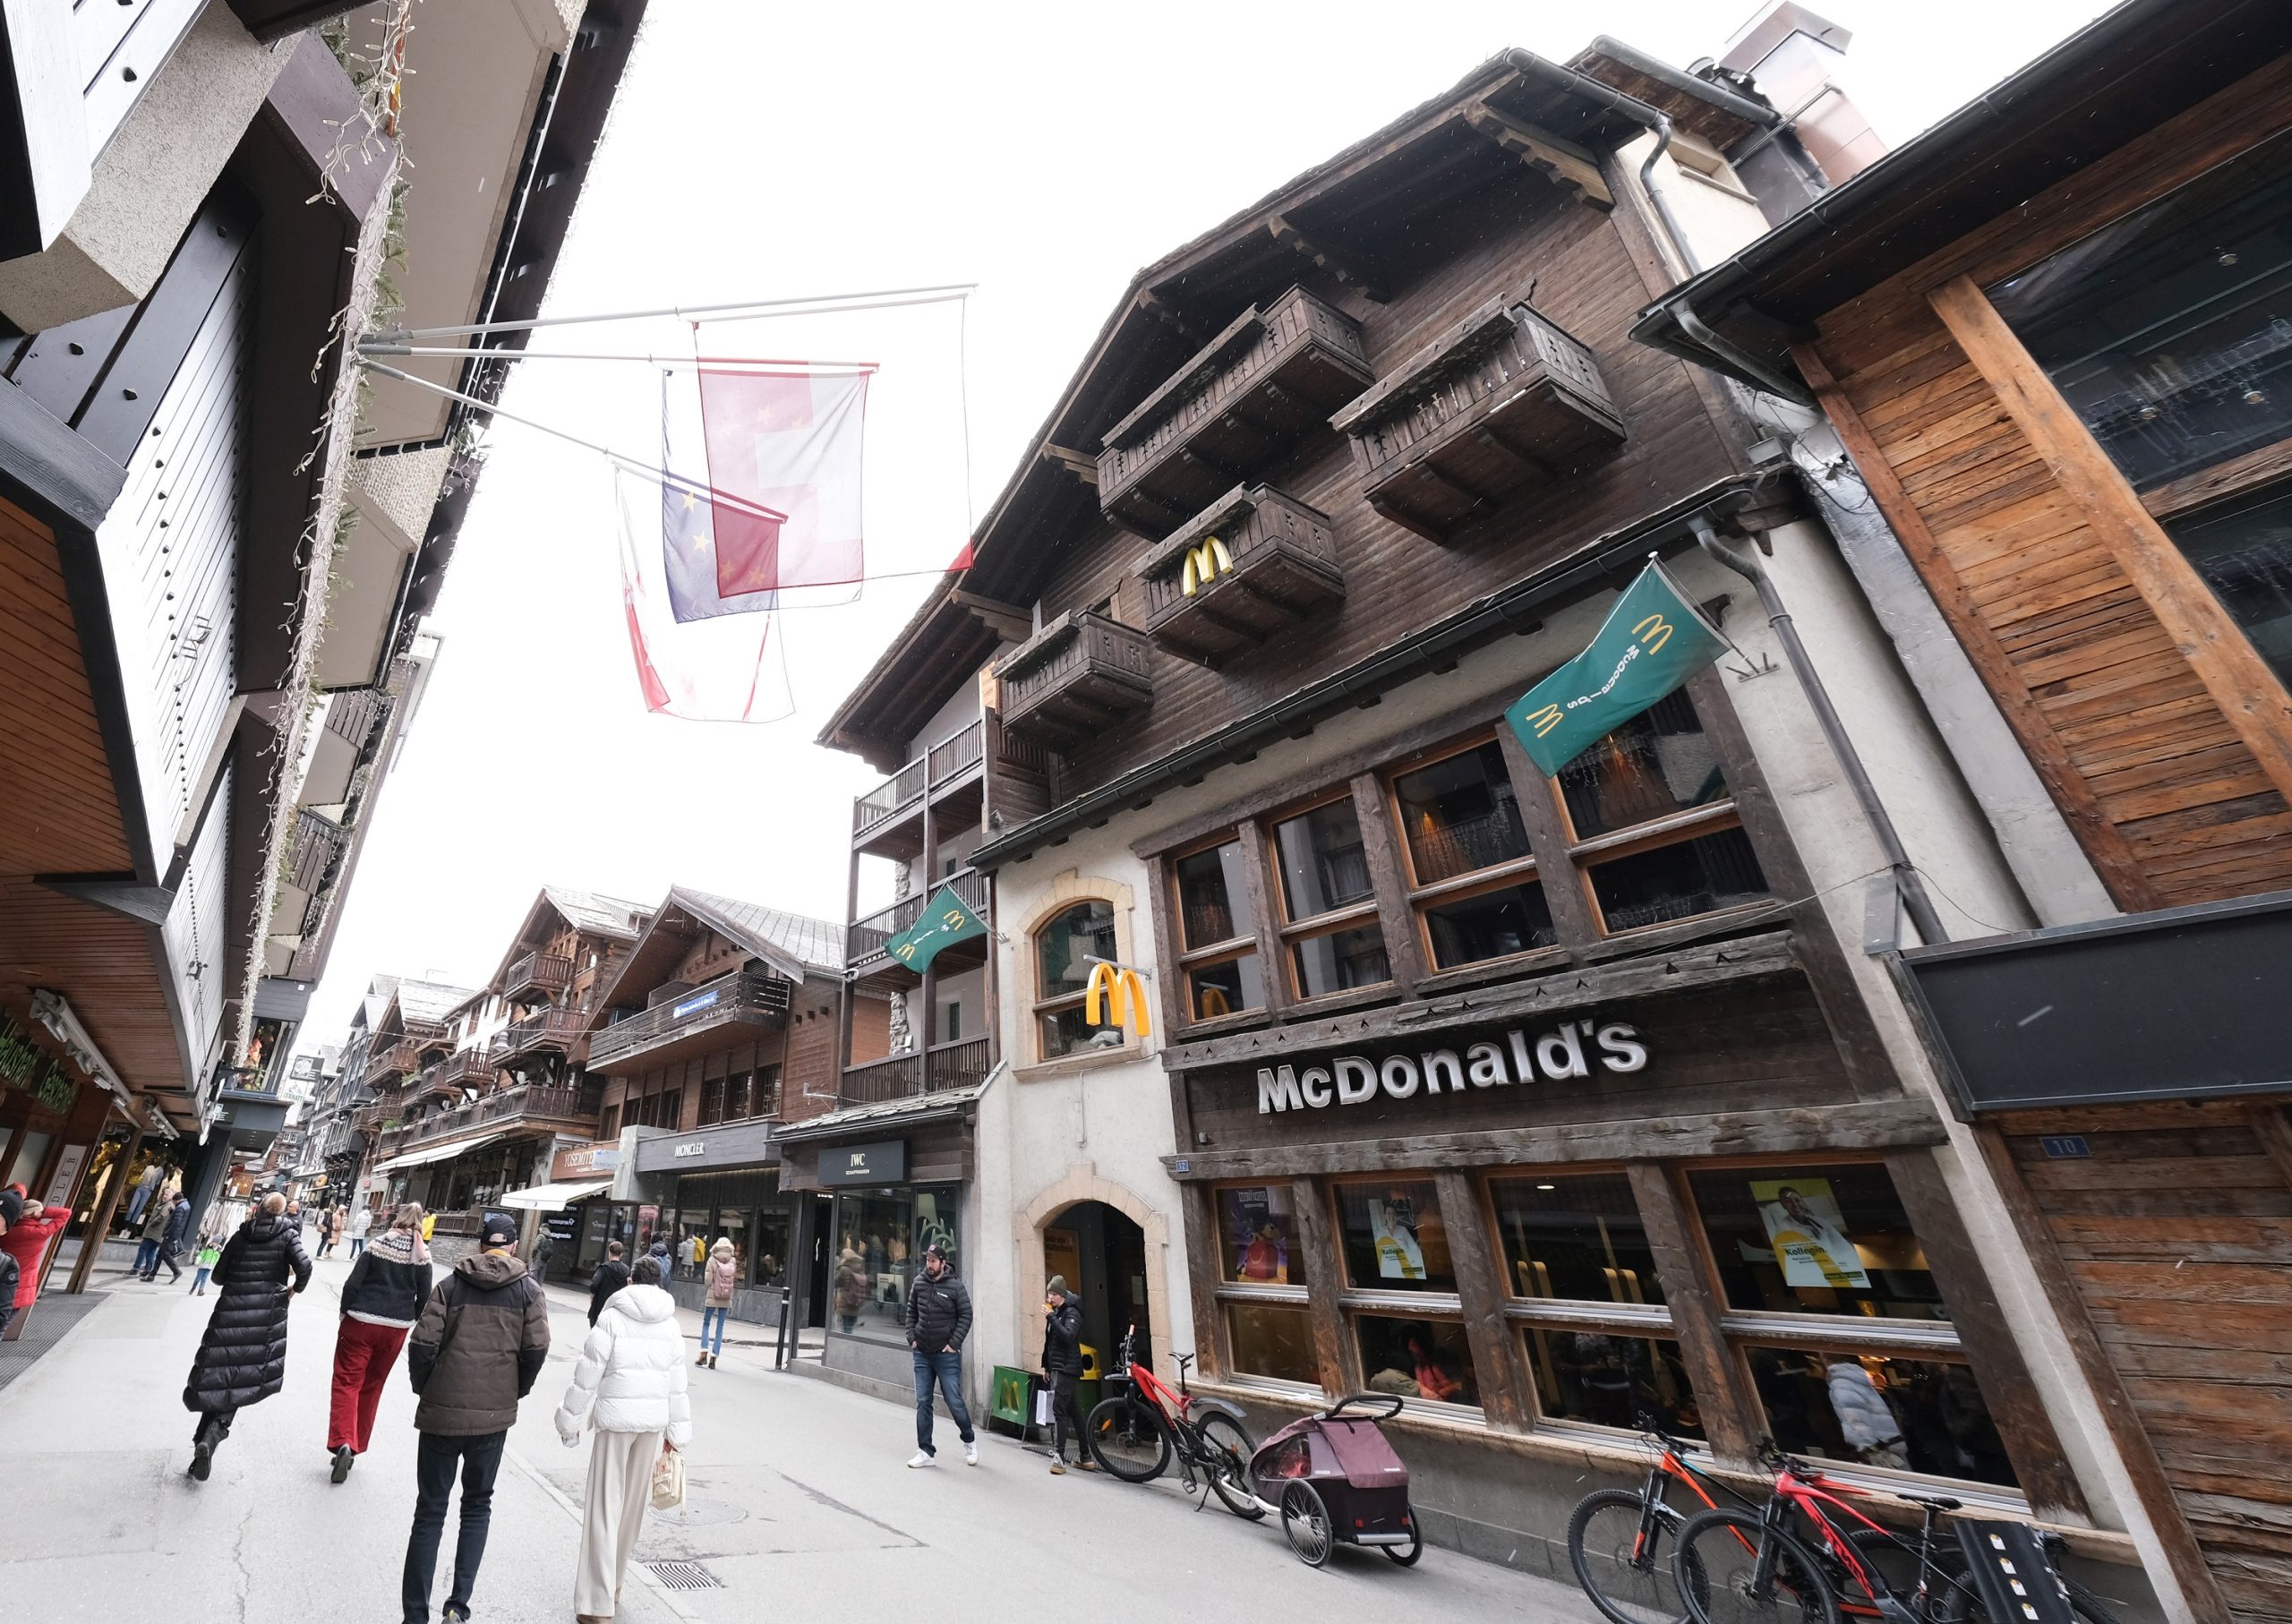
[1041,1276,1093,1474]
[902,1241,976,1468]
[586,1239,630,1326]
[142,1192,191,1282]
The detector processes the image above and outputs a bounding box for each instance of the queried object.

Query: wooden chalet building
[0,4,644,1309]
[582,887,872,1324]
[1638,4,2292,1618]
[815,12,2180,1609]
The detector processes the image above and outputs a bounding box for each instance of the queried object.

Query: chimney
[1719,3,1885,184]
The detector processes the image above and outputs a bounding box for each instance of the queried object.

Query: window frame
[1030,895,1130,1062]
[1167,833,1271,1022]
[1265,790,1395,1004]
[1207,1177,1321,1392]
[1380,732,1558,976]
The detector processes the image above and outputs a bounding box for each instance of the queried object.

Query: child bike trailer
[1248,1393,1420,1568]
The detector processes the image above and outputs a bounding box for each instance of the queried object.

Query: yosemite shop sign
[1254,1018,1646,1115]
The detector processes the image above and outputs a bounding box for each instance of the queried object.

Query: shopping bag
[651,1447,686,1511]
[1033,1384,1052,1428]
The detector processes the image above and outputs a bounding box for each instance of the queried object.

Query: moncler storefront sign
[1255,1018,1647,1115]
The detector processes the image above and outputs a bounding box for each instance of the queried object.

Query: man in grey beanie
[1040,1275,1091,1474]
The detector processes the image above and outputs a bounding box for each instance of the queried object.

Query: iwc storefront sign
[1256,1017,1646,1115]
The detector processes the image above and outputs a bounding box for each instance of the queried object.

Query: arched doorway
[1042,1200,1151,1377]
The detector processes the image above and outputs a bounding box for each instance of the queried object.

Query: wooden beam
[1162,1096,1949,1182]
[1134,289,1202,344]
[1437,1170,1532,1430]
[1462,103,1614,209]
[1266,215,1389,303]
[949,590,1031,643]
[1790,339,2162,913]
[1348,772,1431,994]
[1928,276,2292,816]
[1626,1161,1762,1466]
[1291,1175,1354,1394]
[1039,444,1099,487]
[1177,1180,1227,1381]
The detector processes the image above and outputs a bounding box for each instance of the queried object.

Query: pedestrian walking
[1040,1275,1093,1474]
[143,1192,191,1282]
[189,1234,220,1295]
[2,1187,70,1334]
[124,1159,164,1226]
[184,1191,313,1481]
[534,1229,555,1281]
[645,1235,670,1272]
[329,1201,432,1483]
[0,1191,23,1339]
[315,1206,338,1260]
[699,1237,737,1369]
[902,1242,976,1468]
[401,1209,549,1624]
[833,1244,866,1334]
[349,1203,373,1259]
[586,1241,630,1328]
[555,1255,692,1622]
[133,1187,171,1278]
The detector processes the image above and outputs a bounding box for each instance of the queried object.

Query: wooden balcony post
[919,784,939,1090]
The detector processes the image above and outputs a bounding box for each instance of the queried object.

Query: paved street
[2,1251,1602,1622]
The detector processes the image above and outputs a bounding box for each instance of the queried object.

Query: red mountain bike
[1085,1325,1260,1518]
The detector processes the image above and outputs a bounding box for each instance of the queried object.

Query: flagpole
[367,282,975,344]
[358,346,881,370]
[358,360,788,524]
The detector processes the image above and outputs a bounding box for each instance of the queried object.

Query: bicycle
[1083,1324,1260,1518]
[1568,1419,1765,1624]
[1669,1450,2122,1624]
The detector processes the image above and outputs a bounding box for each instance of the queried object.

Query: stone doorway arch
[1018,1163,1175,1381]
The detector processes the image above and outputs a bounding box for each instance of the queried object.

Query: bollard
[774,1286,791,1369]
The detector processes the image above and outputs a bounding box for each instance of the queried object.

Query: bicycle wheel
[1282,1479,1336,1568]
[1569,1488,1689,1624]
[1085,1394,1170,1483]
[1673,1508,1841,1624]
[1193,1412,1261,1519]
[1832,1527,1924,1615]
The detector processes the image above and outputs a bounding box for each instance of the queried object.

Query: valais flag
[698,367,871,595]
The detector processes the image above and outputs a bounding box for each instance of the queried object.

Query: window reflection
[1559,691,1729,839]
[1588,827,1766,932]
[1356,1316,1478,1406]
[1490,1173,1666,1305]
[1227,1302,1319,1385]
[1392,743,1532,885]
[1689,1165,1944,1322]
[1275,801,1374,918]
[1424,882,1557,968]
[1745,1347,2017,1488]
[1334,1180,1455,1291]
[1176,841,1253,948]
[1524,1329,1701,1438]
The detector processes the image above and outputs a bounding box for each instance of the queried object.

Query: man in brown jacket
[400,1210,549,1624]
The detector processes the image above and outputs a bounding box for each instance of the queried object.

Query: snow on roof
[396,977,480,1026]
[541,885,650,941]
[674,887,845,979]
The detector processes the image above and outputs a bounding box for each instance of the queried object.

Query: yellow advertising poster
[1043,1227,1081,1298]
[1752,1178,1869,1289]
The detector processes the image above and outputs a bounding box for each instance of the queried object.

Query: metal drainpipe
[1636,112,1703,278]
[1690,514,1949,946]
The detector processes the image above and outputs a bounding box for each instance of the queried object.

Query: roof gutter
[1581,35,1783,129]
[1498,51,1704,280]
[971,473,1783,871]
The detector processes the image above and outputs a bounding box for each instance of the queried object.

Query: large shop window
[1033,900,1121,1058]
[1271,798,1390,1000]
[1686,1162,2018,1487]
[1990,131,2292,698]
[1212,1184,1317,1388]
[1171,842,1266,1021]
[1388,739,1556,970]
[1555,691,1765,933]
[1491,1172,1703,1440]
[1332,1179,1477,1412]
[830,1185,961,1345]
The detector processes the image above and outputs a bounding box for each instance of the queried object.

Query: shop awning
[371,1132,508,1175]
[498,1179,611,1211]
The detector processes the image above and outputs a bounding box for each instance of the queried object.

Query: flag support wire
[360,360,787,524]
[365,281,976,345]
[360,346,880,368]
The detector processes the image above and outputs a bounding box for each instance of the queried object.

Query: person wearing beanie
[902,1241,976,1468]
[1040,1275,1091,1474]
[699,1237,738,1369]
[182,1192,312,1480]
[401,1209,548,1623]
[327,1202,433,1482]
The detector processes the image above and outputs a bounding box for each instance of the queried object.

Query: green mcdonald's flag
[1504,560,1729,776]
[885,885,988,973]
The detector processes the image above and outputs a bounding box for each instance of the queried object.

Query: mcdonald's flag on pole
[885,885,988,973]
[1503,560,1727,776]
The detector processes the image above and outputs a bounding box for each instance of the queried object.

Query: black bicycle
[1084,1326,1259,1518]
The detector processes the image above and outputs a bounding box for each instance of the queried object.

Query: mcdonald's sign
[1082,962,1152,1039]
[1179,535,1235,597]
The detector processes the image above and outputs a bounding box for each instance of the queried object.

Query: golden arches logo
[1633,612,1676,654]
[1179,536,1235,597]
[1082,962,1152,1039]
[1521,702,1565,739]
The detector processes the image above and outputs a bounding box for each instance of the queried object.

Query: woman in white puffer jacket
[556,1257,693,1622]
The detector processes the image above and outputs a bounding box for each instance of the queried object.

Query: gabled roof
[484,884,654,993]
[592,885,844,1015]
[393,977,481,1030]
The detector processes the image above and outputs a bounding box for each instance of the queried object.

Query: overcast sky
[291,0,2113,1064]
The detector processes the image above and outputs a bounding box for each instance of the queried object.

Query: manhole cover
[646,1560,725,1590]
[649,1498,747,1528]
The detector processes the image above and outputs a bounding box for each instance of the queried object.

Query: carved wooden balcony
[1135,484,1344,667]
[994,611,1153,750]
[501,949,575,1003]
[491,1007,589,1066]
[587,971,791,1073]
[1331,294,1623,543]
[1098,286,1372,536]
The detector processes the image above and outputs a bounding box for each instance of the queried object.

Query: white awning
[371,1132,507,1174]
[498,1179,611,1211]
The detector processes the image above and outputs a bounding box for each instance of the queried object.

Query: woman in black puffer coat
[184,1191,312,1480]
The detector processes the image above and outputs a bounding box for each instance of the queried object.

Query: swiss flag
[698,368,868,596]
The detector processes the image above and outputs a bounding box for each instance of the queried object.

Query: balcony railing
[491,1007,589,1065]
[502,950,575,1002]
[362,1036,425,1090]
[852,718,986,840]
[1098,286,1372,535]
[414,1047,500,1101]
[587,970,792,1071]
[1331,294,1623,543]
[848,868,988,970]
[1135,483,1344,666]
[375,1081,601,1159]
[282,809,347,901]
[841,1037,991,1106]
[996,611,1153,751]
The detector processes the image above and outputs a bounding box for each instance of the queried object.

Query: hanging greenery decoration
[0,1013,81,1114]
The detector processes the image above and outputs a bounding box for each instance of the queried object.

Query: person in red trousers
[329,1201,432,1482]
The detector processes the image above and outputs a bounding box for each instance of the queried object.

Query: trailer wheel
[1385,1516,1423,1567]
[1281,1480,1334,1568]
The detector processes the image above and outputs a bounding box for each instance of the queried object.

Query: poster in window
[1220,1186,1293,1284]
[1044,1227,1082,1298]
[1370,1194,1426,1282]
[1752,1178,1869,1289]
